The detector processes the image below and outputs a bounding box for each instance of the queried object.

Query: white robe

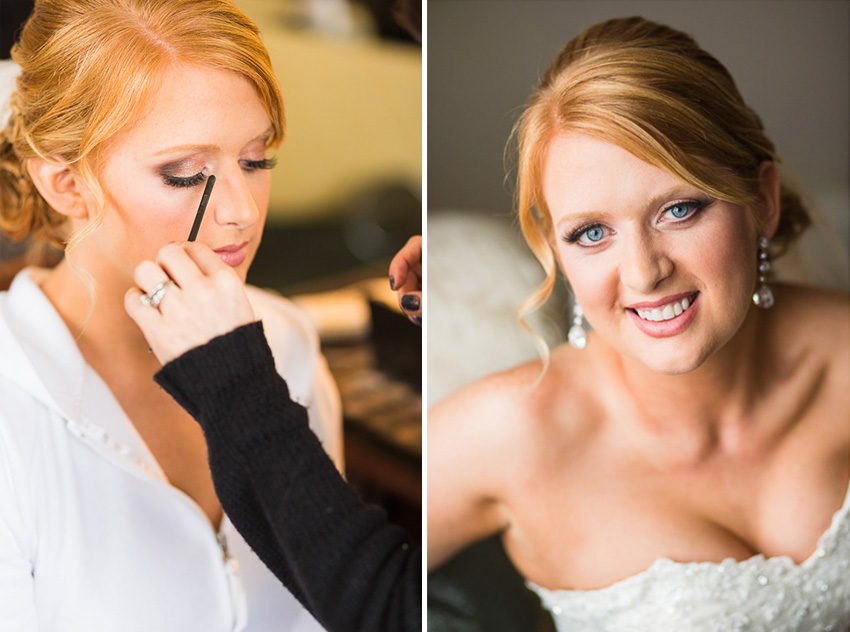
[0,269,342,631]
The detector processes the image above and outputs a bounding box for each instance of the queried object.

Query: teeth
[635,295,693,322]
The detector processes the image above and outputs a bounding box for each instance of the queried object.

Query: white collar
[0,269,166,480]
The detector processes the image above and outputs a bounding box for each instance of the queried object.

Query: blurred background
[232,0,421,290]
[1,0,422,541]
[427,2,848,630]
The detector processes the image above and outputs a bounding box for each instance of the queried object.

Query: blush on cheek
[559,254,616,324]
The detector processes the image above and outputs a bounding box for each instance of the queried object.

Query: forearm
[155,323,421,631]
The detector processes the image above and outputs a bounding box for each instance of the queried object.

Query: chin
[628,340,713,376]
[235,265,251,284]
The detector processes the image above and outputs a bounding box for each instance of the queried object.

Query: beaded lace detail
[528,486,850,632]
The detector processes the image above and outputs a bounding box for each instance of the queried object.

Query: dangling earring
[568,300,588,349]
[752,236,775,309]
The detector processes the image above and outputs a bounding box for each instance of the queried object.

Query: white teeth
[634,295,694,323]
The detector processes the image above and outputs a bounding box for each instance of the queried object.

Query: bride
[0,1,340,630]
[427,17,850,630]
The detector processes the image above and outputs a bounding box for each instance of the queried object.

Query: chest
[0,380,318,632]
[501,425,849,591]
[18,424,242,631]
[99,371,223,528]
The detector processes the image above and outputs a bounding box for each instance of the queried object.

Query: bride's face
[84,63,274,284]
[543,132,760,374]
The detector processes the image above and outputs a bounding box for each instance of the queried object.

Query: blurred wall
[235,0,421,221]
[428,0,849,289]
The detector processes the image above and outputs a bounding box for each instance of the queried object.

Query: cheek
[558,247,618,311]
[249,172,271,223]
[100,186,200,258]
[693,210,757,298]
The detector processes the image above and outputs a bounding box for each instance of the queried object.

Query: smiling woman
[541,131,770,374]
[427,15,850,632]
[0,1,342,631]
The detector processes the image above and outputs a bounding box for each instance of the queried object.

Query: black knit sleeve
[154,322,422,632]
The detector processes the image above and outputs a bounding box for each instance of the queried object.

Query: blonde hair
[0,0,284,255]
[514,17,810,356]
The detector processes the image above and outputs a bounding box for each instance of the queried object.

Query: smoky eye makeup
[561,195,714,246]
[240,156,278,171]
[158,157,209,189]
[659,197,712,223]
[563,222,606,245]
[162,170,206,188]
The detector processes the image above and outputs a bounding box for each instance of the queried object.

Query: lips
[626,291,700,338]
[213,242,248,267]
[632,293,697,323]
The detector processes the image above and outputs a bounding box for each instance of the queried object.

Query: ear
[26,157,92,220]
[756,161,781,239]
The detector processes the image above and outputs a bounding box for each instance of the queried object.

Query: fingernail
[389,276,396,291]
[411,316,422,326]
[401,294,420,311]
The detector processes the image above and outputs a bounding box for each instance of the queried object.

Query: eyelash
[563,199,709,246]
[242,157,278,172]
[161,157,278,188]
[163,171,206,188]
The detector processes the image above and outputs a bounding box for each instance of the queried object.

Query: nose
[210,171,260,230]
[619,230,674,294]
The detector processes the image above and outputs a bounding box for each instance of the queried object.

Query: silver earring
[752,236,774,309]
[568,300,588,349]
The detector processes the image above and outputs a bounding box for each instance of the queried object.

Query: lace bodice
[528,484,850,631]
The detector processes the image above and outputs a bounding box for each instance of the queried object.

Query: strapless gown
[528,483,850,631]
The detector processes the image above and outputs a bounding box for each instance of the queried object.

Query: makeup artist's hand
[125,242,255,365]
[389,235,421,326]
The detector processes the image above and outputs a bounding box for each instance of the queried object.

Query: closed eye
[240,157,278,172]
[163,171,207,188]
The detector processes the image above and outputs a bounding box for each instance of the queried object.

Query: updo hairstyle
[514,17,811,337]
[0,0,285,253]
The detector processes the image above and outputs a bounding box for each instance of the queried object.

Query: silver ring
[139,280,173,309]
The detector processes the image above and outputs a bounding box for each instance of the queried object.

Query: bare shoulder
[428,358,545,472]
[427,344,598,568]
[429,343,598,485]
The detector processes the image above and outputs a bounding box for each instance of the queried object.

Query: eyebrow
[152,126,275,156]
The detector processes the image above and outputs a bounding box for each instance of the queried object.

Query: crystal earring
[568,300,588,349]
[752,236,775,309]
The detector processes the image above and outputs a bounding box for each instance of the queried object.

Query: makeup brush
[187,174,216,241]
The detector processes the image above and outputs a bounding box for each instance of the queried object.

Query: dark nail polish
[411,316,422,326]
[389,276,396,291]
[401,294,420,311]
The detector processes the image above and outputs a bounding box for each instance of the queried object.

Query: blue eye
[586,226,604,242]
[564,223,608,246]
[663,200,709,223]
[669,203,690,218]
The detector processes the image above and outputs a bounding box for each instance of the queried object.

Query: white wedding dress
[528,483,850,632]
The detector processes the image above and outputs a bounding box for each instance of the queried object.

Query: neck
[38,258,158,371]
[601,307,769,460]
